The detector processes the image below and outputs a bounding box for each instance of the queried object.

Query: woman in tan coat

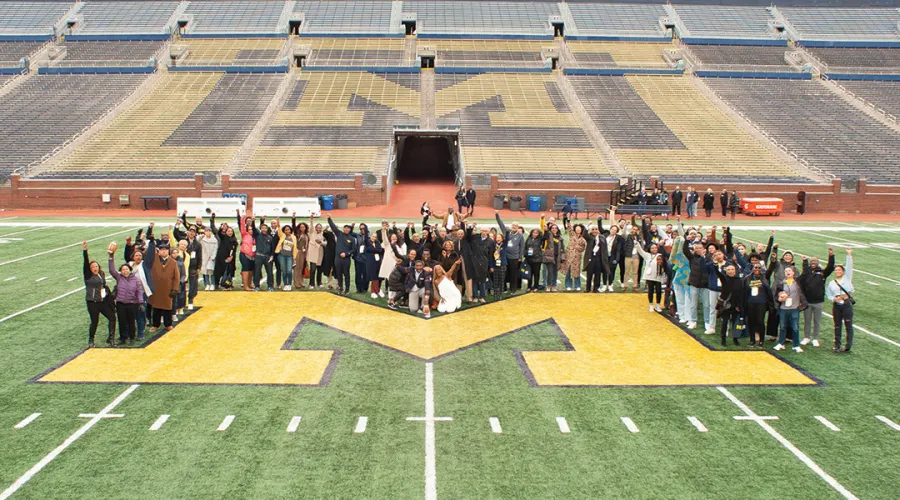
[292,216,310,289]
[307,216,325,289]
[560,221,587,291]
[148,240,180,332]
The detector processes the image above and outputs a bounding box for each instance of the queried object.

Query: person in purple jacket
[108,243,146,346]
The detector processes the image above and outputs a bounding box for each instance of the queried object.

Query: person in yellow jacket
[275,220,299,291]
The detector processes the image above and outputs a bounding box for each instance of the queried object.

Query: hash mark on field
[14,413,41,429]
[67,277,78,282]
[687,416,708,432]
[875,415,900,431]
[217,415,234,431]
[4,277,15,282]
[354,416,368,434]
[865,281,880,287]
[149,415,169,431]
[287,416,302,433]
[556,417,570,434]
[34,277,47,283]
[489,417,502,434]
[814,416,840,432]
[621,417,640,433]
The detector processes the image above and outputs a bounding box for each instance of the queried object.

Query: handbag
[835,281,856,305]
[303,265,310,279]
[520,261,531,280]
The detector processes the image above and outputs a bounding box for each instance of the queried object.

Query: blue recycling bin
[528,195,541,212]
[321,195,335,211]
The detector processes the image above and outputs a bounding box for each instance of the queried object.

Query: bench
[614,204,672,217]
[141,195,172,210]
[553,203,610,219]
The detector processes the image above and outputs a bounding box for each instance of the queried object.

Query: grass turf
[0,219,898,499]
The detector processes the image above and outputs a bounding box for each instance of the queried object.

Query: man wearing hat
[146,234,180,332]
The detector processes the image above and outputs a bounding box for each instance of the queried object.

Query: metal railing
[822,74,898,125]
[39,58,156,68]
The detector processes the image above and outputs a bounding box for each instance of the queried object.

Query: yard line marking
[149,414,170,431]
[621,417,640,433]
[489,417,503,434]
[805,230,900,254]
[0,227,139,267]
[3,277,15,282]
[814,416,840,432]
[287,416,302,433]
[13,413,41,429]
[865,281,880,287]
[0,286,85,325]
[829,221,856,227]
[821,312,900,348]
[875,415,900,431]
[869,222,896,228]
[687,416,708,432]
[217,415,235,431]
[405,363,452,500]
[0,227,46,238]
[556,417,571,434]
[34,277,47,283]
[717,387,857,500]
[0,384,138,500]
[354,416,368,434]
[735,415,779,421]
[67,276,78,282]
[855,269,900,284]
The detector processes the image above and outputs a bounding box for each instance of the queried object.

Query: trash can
[336,194,348,210]
[528,195,541,212]
[509,196,522,211]
[321,194,335,211]
[315,193,328,209]
[493,194,505,210]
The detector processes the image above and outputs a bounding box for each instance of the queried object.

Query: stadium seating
[687,45,791,68]
[177,38,287,66]
[431,40,546,69]
[0,74,147,175]
[567,3,666,38]
[293,1,395,35]
[185,0,284,35]
[809,48,900,72]
[673,5,776,40]
[301,38,408,67]
[832,80,900,120]
[704,78,900,184]
[75,1,178,35]
[781,8,900,41]
[0,1,71,36]
[242,71,421,178]
[569,74,798,181]
[0,41,43,63]
[405,1,558,37]
[435,72,611,178]
[45,73,282,178]
[60,41,164,64]
[566,41,670,69]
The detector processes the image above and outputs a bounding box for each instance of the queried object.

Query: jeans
[719,309,739,344]
[646,280,662,304]
[474,279,488,299]
[778,308,801,346]
[135,299,147,339]
[279,254,294,287]
[309,263,320,287]
[832,301,854,350]
[686,202,695,218]
[707,290,720,331]
[188,271,198,305]
[673,282,689,319]
[253,255,274,290]
[688,286,710,326]
[564,271,581,290]
[544,263,558,289]
[803,302,824,340]
[354,259,368,293]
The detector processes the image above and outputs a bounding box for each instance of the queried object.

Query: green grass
[0,219,898,499]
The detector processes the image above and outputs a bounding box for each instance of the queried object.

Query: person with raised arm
[798,248,835,348]
[82,241,116,347]
[275,216,298,291]
[237,209,255,291]
[108,242,143,346]
[307,215,326,290]
[326,214,355,295]
[826,248,855,353]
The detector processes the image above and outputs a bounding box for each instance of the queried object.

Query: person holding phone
[82,242,116,347]
[826,248,855,353]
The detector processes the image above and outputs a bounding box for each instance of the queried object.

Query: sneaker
[88,342,95,348]
[172,315,178,323]
[679,317,689,324]
[576,287,581,291]
[137,335,144,341]
[654,304,662,312]
[732,338,739,346]
[424,312,431,319]
[811,339,820,347]
[566,287,572,291]
[649,304,655,312]
[704,329,715,335]
[686,322,696,329]
[800,338,810,346]
[793,346,803,353]
[370,293,378,299]
[773,344,785,351]
[188,304,194,311]
[388,302,397,310]
[378,290,385,298]
[287,285,292,291]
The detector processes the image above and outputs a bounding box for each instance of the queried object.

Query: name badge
[190,251,196,259]
[751,286,759,297]
[717,278,721,288]
[375,254,380,262]
[785,297,793,308]
[100,288,107,299]
[507,241,513,248]
[251,245,256,253]
[359,245,365,254]
[496,259,502,266]
[527,248,534,256]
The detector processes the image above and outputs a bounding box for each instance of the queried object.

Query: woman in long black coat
[321,226,336,289]
[703,189,715,218]
[212,215,238,290]
[461,225,490,303]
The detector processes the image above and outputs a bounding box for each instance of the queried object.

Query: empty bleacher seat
[687,45,791,68]
[0,1,71,35]
[704,77,900,184]
[293,1,394,35]
[781,8,900,41]
[60,41,164,65]
[809,48,900,72]
[178,38,287,66]
[833,80,900,120]
[185,0,285,34]
[302,38,408,67]
[674,5,776,40]
[0,41,43,63]
[432,40,546,69]
[566,41,670,69]
[75,1,179,35]
[568,3,666,37]
[405,1,558,37]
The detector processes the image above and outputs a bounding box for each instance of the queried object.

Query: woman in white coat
[636,242,669,312]
[435,261,462,314]
[199,226,219,291]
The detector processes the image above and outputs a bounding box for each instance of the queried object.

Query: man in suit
[583,221,611,293]
[404,260,432,317]
[465,187,476,216]
[720,189,729,217]
[671,186,683,216]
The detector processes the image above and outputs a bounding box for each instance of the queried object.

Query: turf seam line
[814,416,840,432]
[0,227,140,267]
[0,384,139,500]
[717,386,858,500]
[13,413,41,429]
[34,277,47,282]
[67,276,78,282]
[149,414,170,431]
[875,415,900,431]
[3,277,15,281]
[0,227,47,238]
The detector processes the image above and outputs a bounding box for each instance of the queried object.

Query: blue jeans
[278,254,294,287]
[688,286,710,326]
[564,271,581,290]
[136,296,147,338]
[778,309,801,346]
[475,280,488,299]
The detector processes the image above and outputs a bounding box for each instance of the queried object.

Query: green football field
[0,217,898,499]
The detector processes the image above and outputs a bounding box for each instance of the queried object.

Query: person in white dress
[435,261,462,314]
[379,232,406,299]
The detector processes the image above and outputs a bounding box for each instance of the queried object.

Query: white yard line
[3,277,15,282]
[66,276,78,282]
[489,417,502,434]
[556,416,571,434]
[0,385,139,500]
[34,277,47,283]
[865,281,880,287]
[821,312,900,348]
[814,416,840,432]
[0,227,47,238]
[875,415,900,431]
[0,287,85,325]
[217,415,235,431]
[287,416,302,433]
[804,230,900,254]
[717,387,857,500]
[354,416,368,434]
[829,221,856,227]
[687,416,708,432]
[405,363,453,500]
[855,269,900,284]
[13,413,41,429]
[149,414,170,431]
[621,417,640,433]
[0,227,139,267]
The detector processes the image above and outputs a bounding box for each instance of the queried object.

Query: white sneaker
[576,287,581,291]
[370,293,378,299]
[679,317,689,324]
[378,290,385,298]
[287,285,292,291]
[811,339,820,347]
[773,344,785,351]
[800,338,810,346]
[704,329,715,335]
[793,346,803,353]
[424,312,431,319]
[173,315,178,323]
[654,304,662,312]
[566,287,572,291]
[686,322,696,329]
[188,304,194,311]
[649,304,655,312]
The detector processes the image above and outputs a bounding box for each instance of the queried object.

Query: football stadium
[0,1,899,499]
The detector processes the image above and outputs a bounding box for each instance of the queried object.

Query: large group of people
[82,204,856,355]
[633,186,742,220]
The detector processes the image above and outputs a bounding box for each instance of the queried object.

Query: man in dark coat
[465,188,476,216]
[583,221,611,293]
[671,186,683,216]
[460,224,490,301]
[720,189,729,217]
